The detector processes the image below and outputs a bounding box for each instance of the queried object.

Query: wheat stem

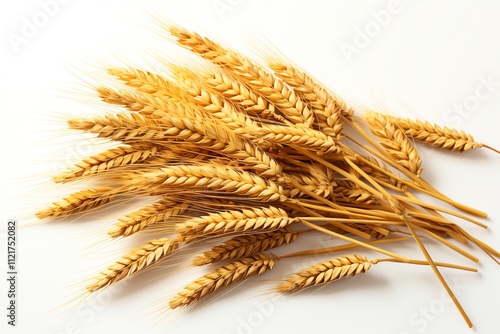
[300,220,409,262]
[406,221,473,327]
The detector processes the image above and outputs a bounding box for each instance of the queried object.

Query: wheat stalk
[86,238,178,292]
[276,254,373,293]
[144,148,210,165]
[97,86,181,116]
[193,227,301,266]
[170,253,276,309]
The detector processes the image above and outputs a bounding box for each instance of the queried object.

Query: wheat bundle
[37,24,500,328]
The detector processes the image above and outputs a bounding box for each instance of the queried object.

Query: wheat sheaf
[35,23,500,329]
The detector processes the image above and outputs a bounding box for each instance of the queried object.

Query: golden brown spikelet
[276,254,372,293]
[193,227,301,266]
[86,238,178,292]
[36,187,116,219]
[169,253,276,309]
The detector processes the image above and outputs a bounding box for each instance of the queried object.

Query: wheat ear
[168,26,313,127]
[97,87,170,116]
[257,124,341,154]
[268,60,352,138]
[366,111,423,176]
[86,238,178,292]
[381,114,490,152]
[199,70,278,121]
[276,254,373,293]
[284,163,335,199]
[107,67,191,102]
[177,206,298,242]
[350,153,407,190]
[193,227,301,266]
[171,63,280,123]
[178,75,256,131]
[53,146,160,183]
[170,253,276,309]
[108,199,188,238]
[70,109,283,178]
[36,187,116,219]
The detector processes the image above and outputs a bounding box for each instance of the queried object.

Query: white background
[1,1,500,333]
